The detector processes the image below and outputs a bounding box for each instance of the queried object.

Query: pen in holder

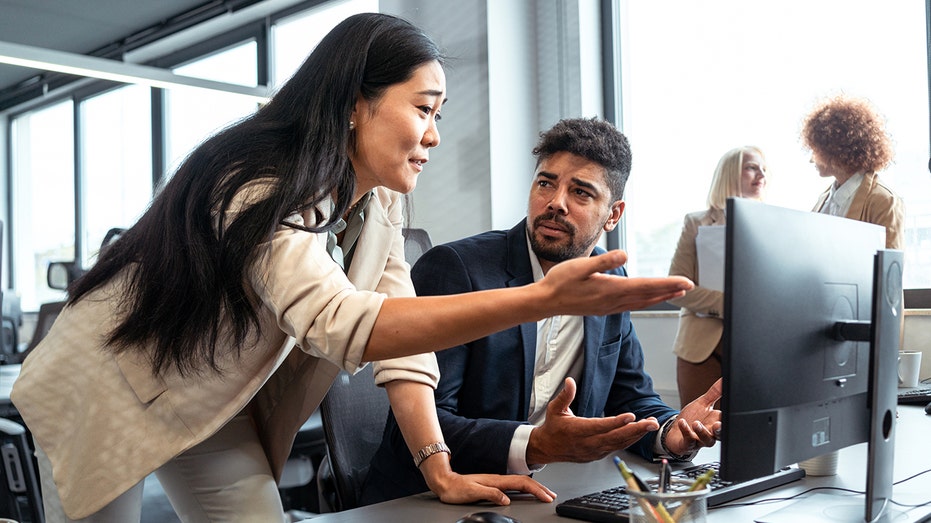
[626,480,710,523]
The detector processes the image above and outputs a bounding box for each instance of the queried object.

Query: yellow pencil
[669,469,715,521]
[613,457,675,523]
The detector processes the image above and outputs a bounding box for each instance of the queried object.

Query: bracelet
[413,442,451,468]
[660,416,693,462]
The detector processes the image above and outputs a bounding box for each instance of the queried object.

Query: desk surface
[303,405,931,522]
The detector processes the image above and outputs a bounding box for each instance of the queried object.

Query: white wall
[631,312,680,408]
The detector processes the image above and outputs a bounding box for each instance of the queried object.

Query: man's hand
[526,378,660,465]
[664,378,723,456]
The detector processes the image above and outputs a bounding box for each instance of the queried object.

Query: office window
[616,0,930,288]
[80,85,153,266]
[164,41,260,177]
[11,101,75,310]
[271,0,378,87]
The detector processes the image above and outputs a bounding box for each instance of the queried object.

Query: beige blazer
[11,184,438,519]
[667,208,726,364]
[812,171,904,249]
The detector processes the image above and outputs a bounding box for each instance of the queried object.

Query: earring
[349,120,355,130]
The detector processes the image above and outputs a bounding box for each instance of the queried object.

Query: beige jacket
[11,183,438,519]
[667,208,726,364]
[812,171,905,249]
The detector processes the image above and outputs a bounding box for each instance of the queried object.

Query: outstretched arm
[364,251,692,362]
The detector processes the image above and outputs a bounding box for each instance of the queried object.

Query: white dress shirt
[506,234,677,474]
[819,172,864,217]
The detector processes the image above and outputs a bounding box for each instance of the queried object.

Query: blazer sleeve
[667,212,724,317]
[412,245,523,475]
[370,190,439,387]
[235,180,380,373]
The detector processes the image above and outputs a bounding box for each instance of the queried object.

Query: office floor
[141,475,179,523]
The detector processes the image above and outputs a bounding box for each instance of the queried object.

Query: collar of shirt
[822,172,864,217]
[326,191,372,269]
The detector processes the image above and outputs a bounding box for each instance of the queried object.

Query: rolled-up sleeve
[228,179,385,373]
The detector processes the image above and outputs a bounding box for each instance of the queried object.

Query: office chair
[317,364,389,512]
[11,301,66,365]
[401,228,433,265]
[0,418,44,523]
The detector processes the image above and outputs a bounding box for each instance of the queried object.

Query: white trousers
[36,414,286,523]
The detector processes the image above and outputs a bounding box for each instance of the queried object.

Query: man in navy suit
[361,117,722,504]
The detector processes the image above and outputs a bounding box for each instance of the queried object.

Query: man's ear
[604,200,625,232]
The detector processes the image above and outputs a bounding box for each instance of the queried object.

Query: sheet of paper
[696,225,725,292]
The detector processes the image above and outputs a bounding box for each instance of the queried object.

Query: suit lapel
[575,314,605,415]
[505,221,537,415]
[845,172,876,222]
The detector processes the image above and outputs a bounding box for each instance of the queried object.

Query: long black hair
[68,13,445,376]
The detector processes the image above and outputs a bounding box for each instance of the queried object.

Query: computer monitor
[719,198,901,522]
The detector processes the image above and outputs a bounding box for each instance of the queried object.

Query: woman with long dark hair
[12,13,691,521]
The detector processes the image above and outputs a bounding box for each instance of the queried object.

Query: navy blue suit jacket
[360,220,676,504]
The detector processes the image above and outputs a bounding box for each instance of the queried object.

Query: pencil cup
[626,481,709,523]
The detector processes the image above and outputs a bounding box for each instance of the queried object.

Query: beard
[529,212,600,264]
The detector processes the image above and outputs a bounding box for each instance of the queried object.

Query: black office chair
[10,301,66,365]
[0,418,44,522]
[317,364,390,512]
[401,228,433,266]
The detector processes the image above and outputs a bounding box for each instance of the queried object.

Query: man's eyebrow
[534,172,601,194]
[572,177,599,193]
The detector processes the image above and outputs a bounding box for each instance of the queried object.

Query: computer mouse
[454,511,519,523]
[925,401,931,415]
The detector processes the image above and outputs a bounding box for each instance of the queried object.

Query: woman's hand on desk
[418,452,556,505]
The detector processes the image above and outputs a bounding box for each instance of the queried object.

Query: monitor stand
[754,250,904,523]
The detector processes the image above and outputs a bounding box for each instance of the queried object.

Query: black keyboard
[555,461,805,522]
[897,387,931,405]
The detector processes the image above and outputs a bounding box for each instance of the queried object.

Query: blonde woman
[668,146,767,407]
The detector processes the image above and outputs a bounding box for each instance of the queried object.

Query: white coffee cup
[798,450,839,476]
[898,350,922,388]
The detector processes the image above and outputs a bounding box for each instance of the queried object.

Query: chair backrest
[17,301,67,364]
[318,364,390,511]
[401,228,433,265]
[0,418,44,523]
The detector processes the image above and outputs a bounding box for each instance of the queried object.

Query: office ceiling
[0,0,268,111]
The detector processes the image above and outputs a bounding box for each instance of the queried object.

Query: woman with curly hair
[801,94,904,249]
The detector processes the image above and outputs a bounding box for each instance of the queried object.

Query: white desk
[302,405,931,522]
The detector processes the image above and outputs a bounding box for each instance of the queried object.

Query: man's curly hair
[532,117,632,201]
[800,95,894,174]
